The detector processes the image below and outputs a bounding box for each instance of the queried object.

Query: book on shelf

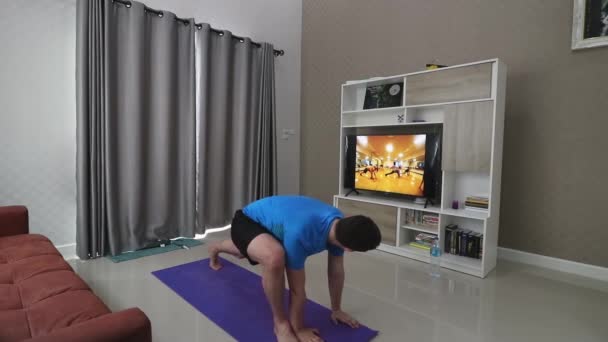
[444,224,483,260]
[467,196,488,201]
[415,233,436,245]
[459,230,470,256]
[445,224,456,254]
[464,205,488,212]
[465,203,488,209]
[409,241,431,251]
[465,195,489,210]
[404,209,439,228]
[465,202,488,208]
[465,199,488,205]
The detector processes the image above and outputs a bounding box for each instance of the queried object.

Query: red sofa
[0,206,151,341]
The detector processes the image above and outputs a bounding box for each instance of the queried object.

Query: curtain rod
[112,0,285,57]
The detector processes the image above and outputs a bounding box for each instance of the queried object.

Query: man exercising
[208,195,381,342]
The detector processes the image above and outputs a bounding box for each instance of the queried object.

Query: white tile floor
[70,231,608,342]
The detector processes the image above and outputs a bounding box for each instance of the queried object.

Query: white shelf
[377,243,483,277]
[400,244,430,256]
[403,121,443,126]
[341,58,499,86]
[405,98,493,109]
[342,106,405,115]
[343,74,406,87]
[335,194,442,213]
[342,123,405,128]
[342,121,442,128]
[401,224,439,235]
[441,208,488,220]
[335,194,488,220]
[338,59,506,278]
[378,243,429,263]
[441,253,482,271]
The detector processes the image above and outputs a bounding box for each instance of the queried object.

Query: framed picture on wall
[572,0,608,49]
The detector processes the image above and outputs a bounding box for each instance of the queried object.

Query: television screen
[354,134,426,197]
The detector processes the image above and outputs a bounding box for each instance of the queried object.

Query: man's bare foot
[295,328,323,342]
[274,321,298,342]
[208,244,222,271]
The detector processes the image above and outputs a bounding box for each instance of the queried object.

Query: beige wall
[301,0,608,267]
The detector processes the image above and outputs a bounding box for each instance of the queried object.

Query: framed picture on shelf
[363,82,403,109]
[572,0,608,50]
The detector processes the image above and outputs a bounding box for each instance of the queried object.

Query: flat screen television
[344,127,442,201]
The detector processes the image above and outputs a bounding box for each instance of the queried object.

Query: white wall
[0,0,301,249]
[0,0,77,248]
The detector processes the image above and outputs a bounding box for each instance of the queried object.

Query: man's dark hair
[335,215,381,251]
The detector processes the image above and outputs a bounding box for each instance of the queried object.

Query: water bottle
[430,238,441,278]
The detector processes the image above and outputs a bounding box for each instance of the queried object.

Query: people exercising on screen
[208,195,381,342]
[384,165,402,178]
[358,165,378,180]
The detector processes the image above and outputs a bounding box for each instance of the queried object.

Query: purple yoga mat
[152,258,378,342]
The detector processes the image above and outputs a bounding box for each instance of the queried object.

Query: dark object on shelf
[345,189,360,197]
[426,63,448,70]
[452,200,459,209]
[412,119,426,123]
[459,231,468,256]
[363,82,403,109]
[444,224,483,260]
[445,224,457,254]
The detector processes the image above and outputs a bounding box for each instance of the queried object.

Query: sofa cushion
[0,234,48,249]
[10,254,72,283]
[27,290,111,338]
[19,270,90,307]
[2,240,61,263]
[0,310,31,341]
[0,284,21,310]
[0,264,13,284]
[0,233,116,340]
[0,204,151,341]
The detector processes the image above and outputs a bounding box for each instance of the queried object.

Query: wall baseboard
[498,247,608,282]
[57,242,607,281]
[55,243,77,261]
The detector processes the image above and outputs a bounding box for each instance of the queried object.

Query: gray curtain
[255,43,277,200]
[195,25,277,231]
[76,0,196,258]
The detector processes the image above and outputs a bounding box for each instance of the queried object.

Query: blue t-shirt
[242,195,344,270]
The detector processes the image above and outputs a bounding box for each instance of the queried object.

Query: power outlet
[282,129,296,140]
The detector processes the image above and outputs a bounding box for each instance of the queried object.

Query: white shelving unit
[333,59,507,278]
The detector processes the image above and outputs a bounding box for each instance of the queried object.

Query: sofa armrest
[26,308,151,342]
[0,206,29,237]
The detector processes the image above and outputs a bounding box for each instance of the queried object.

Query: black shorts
[231,210,277,265]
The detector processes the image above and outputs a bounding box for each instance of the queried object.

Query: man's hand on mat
[330,310,360,328]
[208,244,223,270]
[295,327,323,342]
